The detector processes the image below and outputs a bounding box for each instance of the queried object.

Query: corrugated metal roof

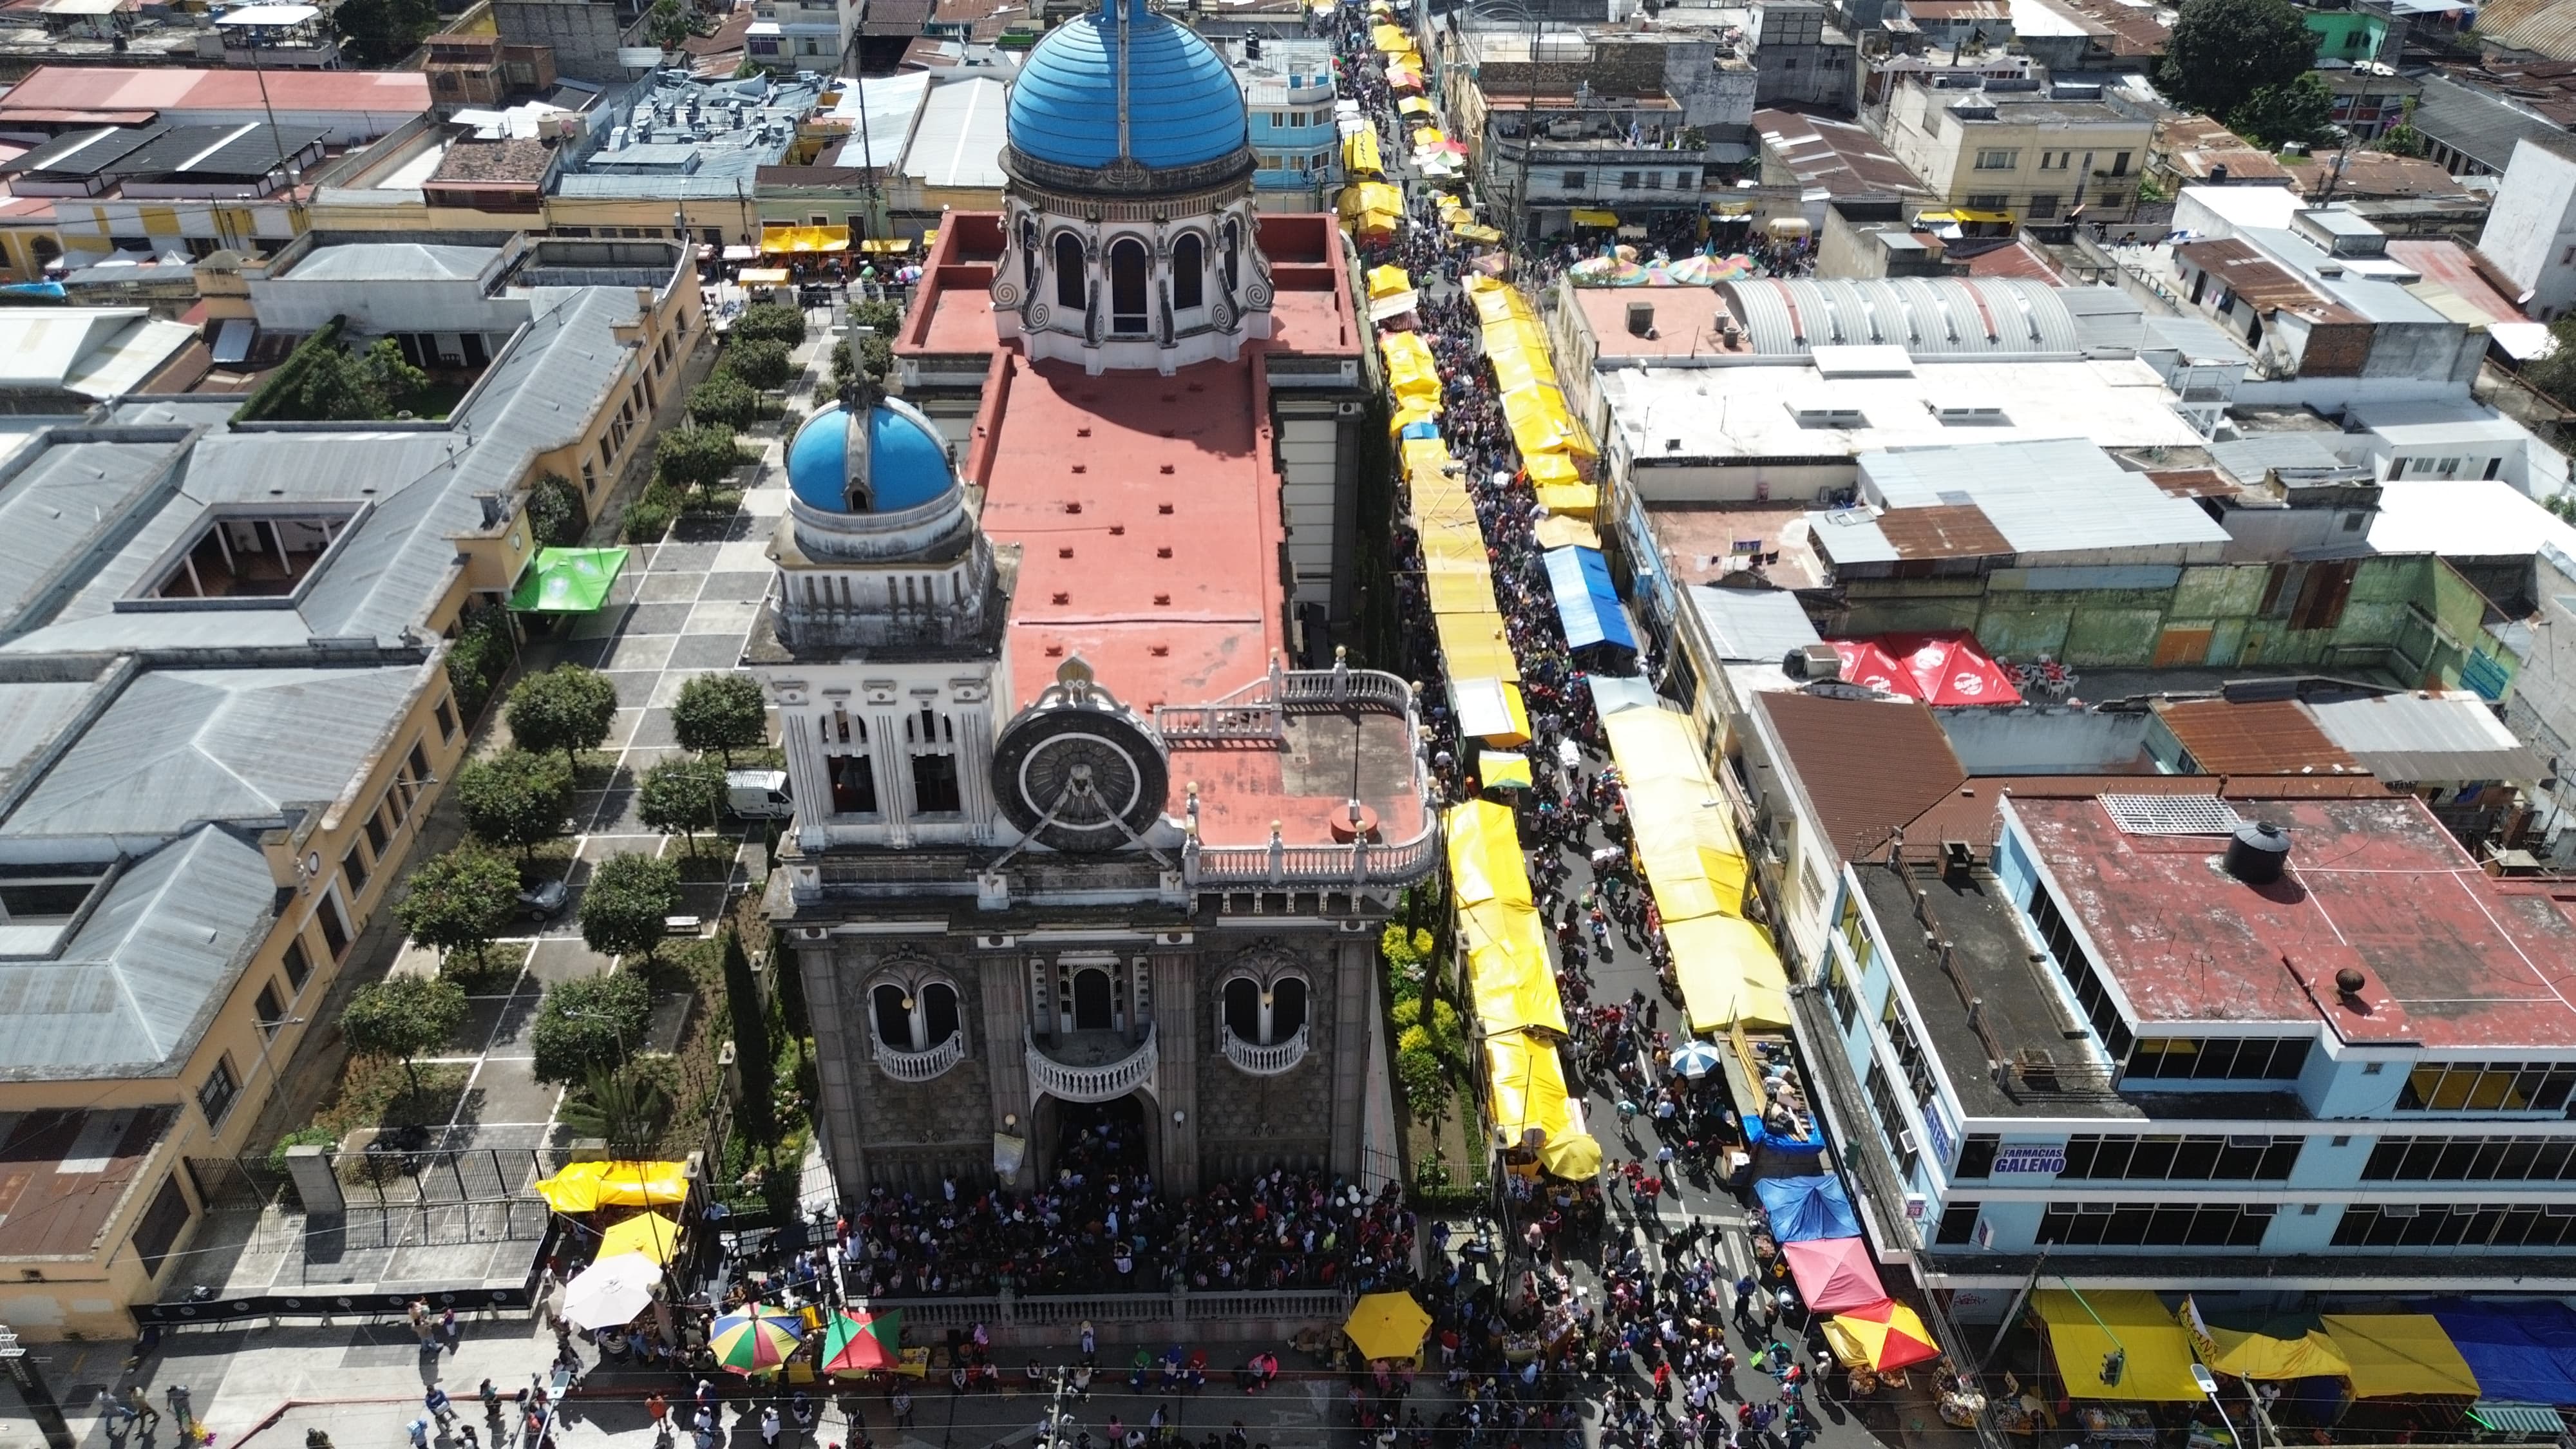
[902,74,1008,189]
[3,664,423,837]
[2155,698,2360,775]
[1688,585,1819,662]
[2306,693,2551,782]
[0,825,274,1078]
[1720,276,2083,357]
[1754,690,1967,860]
[2411,75,2564,173]
[1857,438,2235,558]
[2208,432,2358,484]
[0,432,189,636]
[285,242,498,283]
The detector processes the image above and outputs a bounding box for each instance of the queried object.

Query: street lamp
[2191,1363,2245,1449]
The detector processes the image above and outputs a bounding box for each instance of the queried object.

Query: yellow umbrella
[1344,1291,1434,1361]
[1537,1133,1603,1179]
[598,1211,685,1265]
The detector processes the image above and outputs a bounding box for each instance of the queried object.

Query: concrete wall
[2477,138,2576,321]
[493,0,634,84]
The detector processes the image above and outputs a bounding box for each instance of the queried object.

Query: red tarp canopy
[1829,632,2020,706]
[1783,1236,1885,1315]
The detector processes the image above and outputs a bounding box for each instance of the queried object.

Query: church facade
[752,0,1428,1202]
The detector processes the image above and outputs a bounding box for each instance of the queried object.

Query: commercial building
[1748,1,1857,111]
[2477,134,2576,322]
[0,232,701,1339]
[1752,108,1934,231]
[1875,75,2155,226]
[547,70,827,244]
[1222,36,1340,211]
[754,0,1423,1201]
[748,0,866,70]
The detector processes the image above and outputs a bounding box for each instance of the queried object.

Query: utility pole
[0,1325,75,1449]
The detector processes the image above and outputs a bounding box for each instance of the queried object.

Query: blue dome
[1006,0,1247,170]
[786,401,954,513]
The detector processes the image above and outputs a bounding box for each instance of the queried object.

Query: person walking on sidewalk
[118,1387,162,1435]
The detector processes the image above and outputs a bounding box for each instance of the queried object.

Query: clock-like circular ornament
[990,661,1169,852]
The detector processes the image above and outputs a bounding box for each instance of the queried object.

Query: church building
[752,0,1430,1200]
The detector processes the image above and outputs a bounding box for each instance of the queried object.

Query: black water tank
[2225,820,2290,885]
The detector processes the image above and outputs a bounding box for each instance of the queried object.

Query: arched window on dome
[1171,232,1205,312]
[1108,238,1150,336]
[1053,232,1084,310]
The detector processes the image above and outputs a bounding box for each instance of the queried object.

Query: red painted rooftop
[904,212,1410,848]
[2013,794,2576,1050]
[0,66,431,120]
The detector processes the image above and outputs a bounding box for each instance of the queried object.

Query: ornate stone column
[1151,949,1199,1194]
[1328,931,1373,1179]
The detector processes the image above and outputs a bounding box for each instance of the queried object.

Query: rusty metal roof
[1877,501,2012,560]
[1756,690,1967,860]
[2154,698,2366,776]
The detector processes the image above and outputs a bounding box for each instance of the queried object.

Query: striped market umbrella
[1824,1300,1942,1372]
[822,1309,904,1375]
[708,1307,804,1374]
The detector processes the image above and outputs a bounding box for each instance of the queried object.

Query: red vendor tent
[1828,632,2020,706]
[1783,1236,1886,1316]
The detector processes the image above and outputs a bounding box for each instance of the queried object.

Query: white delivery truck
[725,769,794,819]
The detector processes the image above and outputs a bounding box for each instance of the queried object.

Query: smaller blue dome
[787,400,954,514]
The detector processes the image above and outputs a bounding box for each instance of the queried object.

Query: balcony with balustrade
[875,1029,966,1083]
[1220,1024,1309,1075]
[1025,1023,1158,1103]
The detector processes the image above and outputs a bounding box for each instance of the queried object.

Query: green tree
[334,0,438,67]
[654,425,750,492]
[579,851,681,961]
[392,844,520,971]
[645,0,694,46]
[558,1062,674,1154]
[688,372,760,431]
[455,748,574,860]
[285,346,382,421]
[637,756,725,856]
[732,303,809,346]
[341,974,469,1098]
[722,928,776,1146]
[357,337,431,413]
[530,971,654,1084]
[1395,1045,1448,1124]
[670,672,768,763]
[506,664,619,776]
[2230,71,2333,148]
[2377,97,2426,157]
[527,474,584,548]
[723,337,794,392]
[2525,314,2576,408]
[2159,0,2318,124]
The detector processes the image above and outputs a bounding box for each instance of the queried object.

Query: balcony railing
[876,1030,965,1083]
[1185,828,1439,887]
[1025,1023,1156,1103]
[1221,1025,1309,1075]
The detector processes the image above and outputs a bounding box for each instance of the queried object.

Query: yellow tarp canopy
[2181,1298,2351,1383]
[1570,209,1619,227]
[1437,614,1520,685]
[1479,750,1533,788]
[1428,570,1497,612]
[857,237,911,253]
[1535,482,1598,518]
[1452,222,1504,243]
[1399,96,1432,115]
[2320,1316,2479,1399]
[735,267,791,284]
[1663,915,1786,1029]
[2035,1291,2204,1403]
[1526,452,1585,486]
[1452,675,1530,743]
[1412,128,1446,148]
[1485,1028,1578,1144]
[1381,330,1441,404]
[1371,22,1410,50]
[1338,180,1402,220]
[534,1160,691,1213]
[1343,129,1383,176]
[1952,207,2015,225]
[759,223,848,254]
[1533,515,1599,550]
[1446,800,1567,1037]
[1390,397,1442,433]
[1368,264,1413,301]
[1603,706,1790,1032]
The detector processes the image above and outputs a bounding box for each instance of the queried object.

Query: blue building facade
[1808,790,2576,1305]
[1222,37,1341,211]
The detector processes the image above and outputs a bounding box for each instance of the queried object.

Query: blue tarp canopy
[1543,545,1637,652]
[2425,1302,2576,1406]
[1745,1115,1827,1154]
[1756,1174,1861,1243]
[1400,419,1442,439]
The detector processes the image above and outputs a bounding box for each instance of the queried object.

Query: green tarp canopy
[509,547,629,613]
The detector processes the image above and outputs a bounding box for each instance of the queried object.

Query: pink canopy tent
[1828,632,2021,706]
[1782,1236,1885,1316]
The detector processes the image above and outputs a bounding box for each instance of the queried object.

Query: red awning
[1830,632,2022,706]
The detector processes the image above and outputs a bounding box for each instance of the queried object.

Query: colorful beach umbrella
[709,1306,804,1374]
[822,1309,903,1375]
[1825,1299,1942,1372]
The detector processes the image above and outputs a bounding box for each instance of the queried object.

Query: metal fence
[836,1289,1352,1343]
[187,1144,569,1217]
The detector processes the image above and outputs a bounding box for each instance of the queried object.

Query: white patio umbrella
[1669,1040,1726,1079]
[562,1251,663,1329]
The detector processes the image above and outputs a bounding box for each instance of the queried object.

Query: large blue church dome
[786,397,954,514]
[1006,0,1247,171]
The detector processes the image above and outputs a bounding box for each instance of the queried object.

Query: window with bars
[2022,882,2132,1059]
[1882,992,1938,1105]
[2125,1036,2312,1082]
[2397,1060,2576,1112]
[2333,1202,2576,1249]
[2037,1200,2274,1248]
[198,1055,240,1127]
[2364,1135,2576,1181]
[1866,1059,1920,1179]
[2059,1133,2302,1182]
